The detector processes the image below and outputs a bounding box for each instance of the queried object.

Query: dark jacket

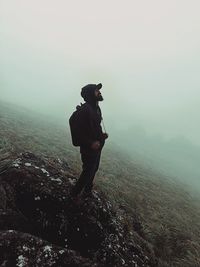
[77,102,105,153]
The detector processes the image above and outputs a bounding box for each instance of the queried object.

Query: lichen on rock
[0,152,156,267]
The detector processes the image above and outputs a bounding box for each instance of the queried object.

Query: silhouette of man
[71,83,108,198]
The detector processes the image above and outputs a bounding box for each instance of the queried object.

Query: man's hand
[91,141,101,150]
[103,133,109,139]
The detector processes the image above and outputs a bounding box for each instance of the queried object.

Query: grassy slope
[0,101,200,267]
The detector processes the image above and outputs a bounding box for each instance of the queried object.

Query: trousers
[72,150,101,196]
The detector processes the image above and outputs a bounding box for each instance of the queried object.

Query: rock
[0,152,156,267]
[0,230,99,267]
[0,209,30,233]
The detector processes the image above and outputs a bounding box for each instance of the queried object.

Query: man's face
[94,89,103,101]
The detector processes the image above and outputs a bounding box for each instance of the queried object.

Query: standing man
[70,83,108,198]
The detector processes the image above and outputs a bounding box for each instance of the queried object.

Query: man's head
[94,87,103,101]
[81,83,103,102]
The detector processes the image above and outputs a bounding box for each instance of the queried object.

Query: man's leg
[84,151,101,193]
[71,151,100,196]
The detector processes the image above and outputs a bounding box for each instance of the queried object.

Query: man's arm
[77,108,94,148]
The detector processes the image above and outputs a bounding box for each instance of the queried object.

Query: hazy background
[1,0,200,189]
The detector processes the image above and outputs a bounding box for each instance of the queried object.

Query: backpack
[69,104,86,146]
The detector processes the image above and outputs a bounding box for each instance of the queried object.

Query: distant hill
[113,124,200,191]
[0,100,200,267]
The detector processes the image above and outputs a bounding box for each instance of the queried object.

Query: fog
[1,0,200,189]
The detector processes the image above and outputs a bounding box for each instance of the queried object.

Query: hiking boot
[69,194,82,205]
[69,189,82,205]
[82,190,94,198]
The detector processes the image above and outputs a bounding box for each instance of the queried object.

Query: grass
[0,100,200,267]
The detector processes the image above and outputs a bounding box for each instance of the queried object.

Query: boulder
[0,152,155,267]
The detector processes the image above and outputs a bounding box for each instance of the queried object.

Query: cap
[81,83,102,99]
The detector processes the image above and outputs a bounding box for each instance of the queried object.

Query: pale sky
[1,0,200,145]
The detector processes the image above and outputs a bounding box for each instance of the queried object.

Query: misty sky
[1,0,200,145]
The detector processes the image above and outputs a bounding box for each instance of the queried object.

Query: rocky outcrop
[0,152,155,267]
[0,230,99,267]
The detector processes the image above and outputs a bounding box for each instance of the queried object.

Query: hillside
[113,126,200,191]
[0,101,200,267]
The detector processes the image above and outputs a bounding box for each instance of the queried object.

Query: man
[71,83,108,198]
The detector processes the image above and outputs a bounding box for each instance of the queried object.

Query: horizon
[1,0,200,146]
